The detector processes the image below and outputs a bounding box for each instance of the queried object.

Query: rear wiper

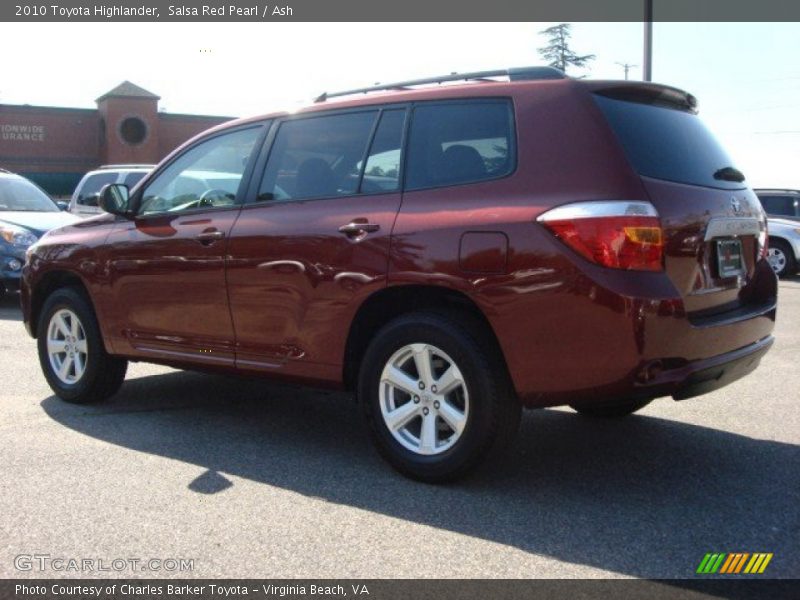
[714,166,745,183]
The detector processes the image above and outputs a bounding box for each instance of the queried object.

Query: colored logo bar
[696,553,773,574]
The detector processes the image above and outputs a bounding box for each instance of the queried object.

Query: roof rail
[314,66,566,103]
[98,164,156,170]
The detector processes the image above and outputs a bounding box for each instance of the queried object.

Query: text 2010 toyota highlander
[21,67,776,481]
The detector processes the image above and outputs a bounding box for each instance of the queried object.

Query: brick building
[0,82,233,195]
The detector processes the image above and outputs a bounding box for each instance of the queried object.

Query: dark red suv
[21,67,777,481]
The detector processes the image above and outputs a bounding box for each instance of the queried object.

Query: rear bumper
[669,335,773,400]
[483,254,777,408]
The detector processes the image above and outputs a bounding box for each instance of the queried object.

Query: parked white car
[767,218,800,278]
[69,164,154,217]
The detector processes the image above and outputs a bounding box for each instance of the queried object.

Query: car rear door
[102,125,265,366]
[226,107,407,382]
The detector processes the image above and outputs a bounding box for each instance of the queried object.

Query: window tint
[258,111,378,202]
[123,171,148,188]
[759,195,797,217]
[405,101,514,190]
[139,127,260,215]
[77,172,118,205]
[594,95,744,190]
[361,109,406,193]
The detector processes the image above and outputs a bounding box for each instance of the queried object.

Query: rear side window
[759,195,798,217]
[258,111,378,202]
[594,95,744,190]
[77,172,118,205]
[405,101,514,191]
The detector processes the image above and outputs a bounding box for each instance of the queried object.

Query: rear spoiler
[583,81,698,114]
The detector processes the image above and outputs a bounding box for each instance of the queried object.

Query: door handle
[338,221,380,237]
[195,230,225,245]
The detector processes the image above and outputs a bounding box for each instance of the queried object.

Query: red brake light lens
[538,201,664,272]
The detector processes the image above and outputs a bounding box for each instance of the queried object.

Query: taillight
[757,204,769,259]
[537,201,664,271]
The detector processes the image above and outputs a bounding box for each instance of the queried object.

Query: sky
[1,22,799,188]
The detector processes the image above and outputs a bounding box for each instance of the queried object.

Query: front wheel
[37,287,127,404]
[767,239,797,278]
[359,312,520,482]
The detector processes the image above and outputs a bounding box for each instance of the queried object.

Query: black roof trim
[314,66,566,103]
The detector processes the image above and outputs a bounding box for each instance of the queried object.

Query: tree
[538,24,596,75]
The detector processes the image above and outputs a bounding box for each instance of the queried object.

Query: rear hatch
[589,82,769,317]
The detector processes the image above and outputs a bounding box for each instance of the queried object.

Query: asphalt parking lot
[0,279,798,580]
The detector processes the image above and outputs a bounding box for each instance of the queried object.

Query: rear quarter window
[594,94,744,190]
[758,195,798,217]
[405,101,515,191]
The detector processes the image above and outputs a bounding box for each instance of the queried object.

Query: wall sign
[1,124,46,142]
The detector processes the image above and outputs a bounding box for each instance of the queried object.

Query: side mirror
[56,201,69,211]
[99,184,131,217]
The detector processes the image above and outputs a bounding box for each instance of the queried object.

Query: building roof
[96,81,160,102]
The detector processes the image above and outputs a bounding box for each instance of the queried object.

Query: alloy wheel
[767,247,787,275]
[379,343,469,456]
[47,309,88,385]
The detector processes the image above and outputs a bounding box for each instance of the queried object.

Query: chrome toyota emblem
[731,197,742,214]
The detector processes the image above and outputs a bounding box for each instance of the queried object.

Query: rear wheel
[359,312,520,482]
[37,287,127,404]
[767,239,796,278]
[570,398,653,418]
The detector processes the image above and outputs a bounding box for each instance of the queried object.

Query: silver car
[767,218,800,277]
[69,164,153,217]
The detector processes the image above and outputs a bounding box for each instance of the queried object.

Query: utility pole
[616,62,638,80]
[643,0,653,81]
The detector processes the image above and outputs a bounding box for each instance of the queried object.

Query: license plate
[717,239,744,278]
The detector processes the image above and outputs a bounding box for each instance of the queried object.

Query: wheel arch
[30,270,93,339]
[768,235,796,253]
[342,284,512,393]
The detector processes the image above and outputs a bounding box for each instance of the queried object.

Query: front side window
[123,171,148,189]
[405,101,514,191]
[77,172,118,205]
[258,111,378,202]
[139,127,260,216]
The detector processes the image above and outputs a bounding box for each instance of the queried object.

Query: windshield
[0,178,59,212]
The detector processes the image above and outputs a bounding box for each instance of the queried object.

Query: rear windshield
[594,94,745,190]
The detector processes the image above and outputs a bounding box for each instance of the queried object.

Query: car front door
[226,108,407,382]
[102,125,264,366]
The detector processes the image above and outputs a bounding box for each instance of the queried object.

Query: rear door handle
[338,221,380,236]
[195,230,225,245]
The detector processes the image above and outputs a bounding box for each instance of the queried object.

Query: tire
[37,286,127,404]
[359,311,520,482]
[570,398,653,418]
[767,239,797,278]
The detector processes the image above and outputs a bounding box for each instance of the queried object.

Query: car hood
[768,217,800,228]
[0,211,80,236]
